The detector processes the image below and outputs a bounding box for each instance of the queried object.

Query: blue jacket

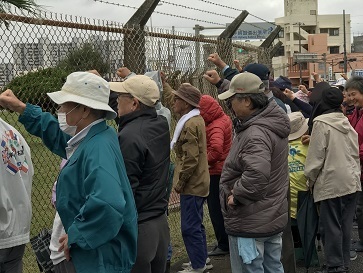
[19,104,137,273]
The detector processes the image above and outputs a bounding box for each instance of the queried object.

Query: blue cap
[242,63,270,80]
[273,76,292,90]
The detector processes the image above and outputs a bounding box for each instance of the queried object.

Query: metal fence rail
[0,10,270,271]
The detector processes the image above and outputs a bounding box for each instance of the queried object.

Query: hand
[58,234,71,261]
[233,59,243,72]
[340,73,348,80]
[174,184,182,194]
[341,104,347,116]
[301,135,310,145]
[116,67,131,79]
[298,85,309,95]
[311,72,322,83]
[306,180,313,193]
[87,70,101,77]
[203,70,221,85]
[227,194,236,207]
[0,89,26,114]
[227,189,236,207]
[160,71,167,85]
[283,88,295,100]
[207,53,227,69]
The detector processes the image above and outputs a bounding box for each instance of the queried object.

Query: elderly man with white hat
[110,75,170,273]
[0,72,138,273]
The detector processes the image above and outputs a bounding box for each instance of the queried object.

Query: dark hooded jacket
[199,95,233,175]
[220,100,290,238]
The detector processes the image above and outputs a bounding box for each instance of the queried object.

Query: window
[318,62,325,70]
[274,46,285,57]
[320,28,339,36]
[310,10,317,15]
[329,28,339,36]
[329,46,340,54]
[279,29,284,38]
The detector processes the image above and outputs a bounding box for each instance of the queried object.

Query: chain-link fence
[0,10,271,271]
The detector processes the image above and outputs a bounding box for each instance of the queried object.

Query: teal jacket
[19,104,137,273]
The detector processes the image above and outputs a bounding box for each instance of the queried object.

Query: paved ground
[171,229,363,273]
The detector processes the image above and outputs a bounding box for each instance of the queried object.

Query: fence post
[217,10,249,68]
[124,0,161,74]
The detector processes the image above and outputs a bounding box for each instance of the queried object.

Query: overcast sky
[36,0,363,36]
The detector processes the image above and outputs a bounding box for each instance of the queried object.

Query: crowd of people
[1,51,363,273]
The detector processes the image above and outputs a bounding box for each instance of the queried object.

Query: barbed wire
[94,0,225,26]
[249,13,277,26]
[195,0,242,12]
[160,1,235,19]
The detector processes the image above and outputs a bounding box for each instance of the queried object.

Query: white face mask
[57,104,80,137]
[57,112,78,136]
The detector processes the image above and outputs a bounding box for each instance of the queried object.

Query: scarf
[170,108,200,149]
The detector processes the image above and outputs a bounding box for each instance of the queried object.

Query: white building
[12,36,123,77]
[0,63,14,88]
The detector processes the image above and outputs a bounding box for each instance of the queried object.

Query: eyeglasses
[117,93,134,102]
[55,103,80,115]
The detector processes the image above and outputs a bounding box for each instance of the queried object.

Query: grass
[0,110,216,271]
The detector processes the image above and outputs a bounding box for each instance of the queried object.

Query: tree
[4,67,69,112]
[1,0,42,27]
[58,43,110,75]
[4,43,110,112]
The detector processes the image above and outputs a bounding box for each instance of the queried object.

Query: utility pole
[298,22,303,84]
[322,53,327,81]
[343,10,348,74]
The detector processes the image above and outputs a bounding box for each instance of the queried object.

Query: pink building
[287,34,363,87]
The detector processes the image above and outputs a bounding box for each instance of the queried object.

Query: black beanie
[322,87,344,109]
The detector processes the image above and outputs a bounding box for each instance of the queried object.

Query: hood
[144,71,163,94]
[313,112,351,134]
[237,100,290,139]
[199,95,225,124]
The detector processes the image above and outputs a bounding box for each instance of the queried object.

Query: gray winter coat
[220,100,290,238]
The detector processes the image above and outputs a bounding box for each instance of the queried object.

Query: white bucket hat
[288,112,309,141]
[47,72,117,120]
[332,78,346,87]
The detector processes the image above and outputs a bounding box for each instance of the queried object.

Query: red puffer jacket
[199,95,233,175]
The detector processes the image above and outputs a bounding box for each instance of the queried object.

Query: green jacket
[19,104,138,273]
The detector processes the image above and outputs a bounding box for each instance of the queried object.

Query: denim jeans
[229,233,284,273]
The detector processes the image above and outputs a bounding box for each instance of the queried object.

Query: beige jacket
[173,115,210,197]
[305,112,361,203]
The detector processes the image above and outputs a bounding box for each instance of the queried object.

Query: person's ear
[81,106,91,119]
[131,98,140,111]
[244,97,252,108]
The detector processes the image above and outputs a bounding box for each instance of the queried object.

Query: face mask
[57,112,78,136]
[57,104,80,136]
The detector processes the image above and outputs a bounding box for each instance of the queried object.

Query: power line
[94,0,225,26]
